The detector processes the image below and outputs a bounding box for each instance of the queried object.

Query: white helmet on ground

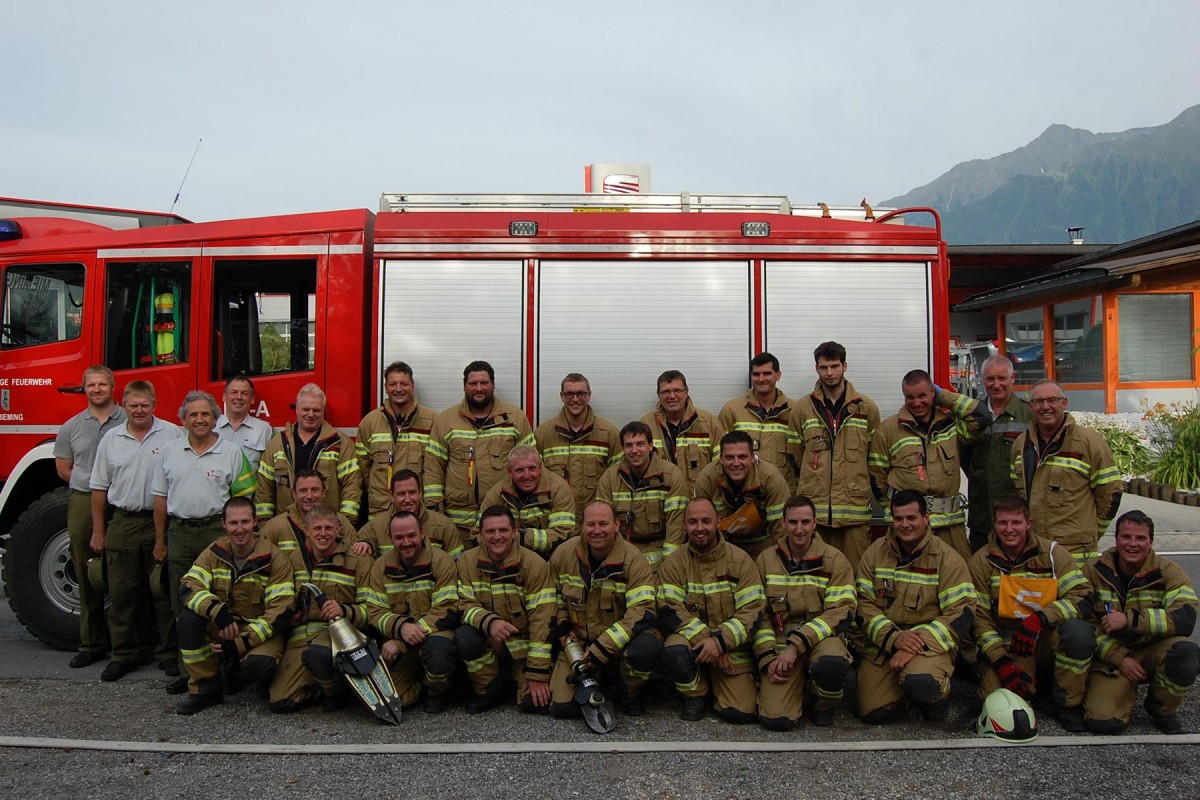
[977,688,1038,743]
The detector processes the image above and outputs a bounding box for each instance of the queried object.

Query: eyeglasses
[560,391,590,399]
[657,388,686,396]
[1028,397,1067,407]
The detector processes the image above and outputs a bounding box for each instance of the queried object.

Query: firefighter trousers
[386,630,456,707]
[857,649,953,720]
[816,523,871,573]
[269,630,343,707]
[548,630,662,714]
[166,517,225,675]
[979,619,1094,708]
[454,624,540,707]
[758,636,852,729]
[664,634,757,722]
[1084,636,1200,731]
[105,511,173,663]
[177,608,283,696]
[69,490,109,655]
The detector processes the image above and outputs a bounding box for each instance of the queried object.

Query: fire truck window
[104,261,191,371]
[1,264,85,349]
[212,259,316,379]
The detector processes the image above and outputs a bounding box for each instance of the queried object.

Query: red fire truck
[0,192,948,648]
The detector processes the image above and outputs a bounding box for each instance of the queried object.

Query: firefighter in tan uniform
[1083,510,1199,735]
[258,470,357,555]
[534,373,621,519]
[1011,379,1122,563]
[363,510,459,711]
[268,504,373,713]
[856,490,975,724]
[660,497,767,723]
[641,369,724,490]
[356,361,436,518]
[969,494,1095,732]
[476,446,575,559]
[176,497,294,715]
[423,360,535,534]
[455,506,556,713]
[719,352,797,490]
[869,369,988,561]
[788,341,881,568]
[350,470,464,559]
[548,501,662,718]
[754,496,855,730]
[594,421,688,572]
[256,383,361,520]
[691,431,790,559]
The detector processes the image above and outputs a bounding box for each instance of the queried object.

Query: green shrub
[1142,400,1200,490]
[1084,422,1151,477]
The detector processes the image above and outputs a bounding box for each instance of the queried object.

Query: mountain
[884,104,1200,244]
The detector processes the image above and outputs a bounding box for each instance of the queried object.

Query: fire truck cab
[0,193,947,649]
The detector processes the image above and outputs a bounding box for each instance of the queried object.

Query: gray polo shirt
[53,406,127,492]
[215,413,273,476]
[90,417,182,511]
[152,436,254,519]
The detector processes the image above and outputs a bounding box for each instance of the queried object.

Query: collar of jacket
[655,398,699,429]
[211,536,275,573]
[717,463,764,494]
[455,398,514,426]
[302,538,355,565]
[552,407,596,439]
[687,536,729,563]
[809,378,863,406]
[573,536,627,576]
[619,453,666,486]
[896,403,954,430]
[742,387,790,413]
[287,420,341,445]
[774,533,830,573]
[1092,546,1167,591]
[501,473,554,505]
[478,545,524,577]
[884,525,934,562]
[1026,411,1076,447]
[991,393,1028,421]
[984,532,1052,569]
[388,541,434,575]
[381,397,422,421]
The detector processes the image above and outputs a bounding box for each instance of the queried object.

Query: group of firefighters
[55,343,1198,734]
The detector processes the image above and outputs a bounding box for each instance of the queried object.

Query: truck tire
[2,487,80,650]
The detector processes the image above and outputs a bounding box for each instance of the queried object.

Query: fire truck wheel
[3,487,80,651]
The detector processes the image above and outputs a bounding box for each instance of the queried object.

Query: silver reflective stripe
[373,243,938,256]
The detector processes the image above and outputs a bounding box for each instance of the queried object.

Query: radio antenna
[169,138,203,215]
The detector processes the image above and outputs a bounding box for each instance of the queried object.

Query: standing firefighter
[424,360,535,535]
[788,341,880,568]
[641,370,724,490]
[719,352,796,490]
[535,373,621,519]
[754,495,855,730]
[356,361,436,518]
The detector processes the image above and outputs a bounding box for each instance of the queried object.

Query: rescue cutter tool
[564,637,618,734]
[303,582,404,725]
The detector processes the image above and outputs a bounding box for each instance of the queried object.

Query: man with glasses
[534,373,620,519]
[1011,379,1122,563]
[642,370,724,491]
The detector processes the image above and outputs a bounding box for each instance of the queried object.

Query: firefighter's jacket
[181,535,295,656]
[969,533,1092,664]
[856,526,976,659]
[691,459,790,557]
[718,388,796,488]
[363,543,459,654]
[752,534,856,672]
[788,379,880,528]
[640,399,724,489]
[352,505,465,560]
[961,394,1032,539]
[593,452,688,567]
[355,400,437,517]
[423,399,535,530]
[256,422,361,520]
[548,536,658,666]
[457,544,555,682]
[534,408,621,517]
[868,388,988,527]
[258,507,357,554]
[1011,413,1123,559]
[284,540,373,645]
[1083,548,1199,668]
[658,537,766,673]
[477,471,576,558]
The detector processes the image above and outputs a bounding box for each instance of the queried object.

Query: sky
[4,2,1199,222]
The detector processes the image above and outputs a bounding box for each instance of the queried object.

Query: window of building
[1004,307,1045,382]
[1053,296,1103,383]
[1118,293,1193,382]
[105,262,191,370]
[212,259,316,380]
[1,263,85,349]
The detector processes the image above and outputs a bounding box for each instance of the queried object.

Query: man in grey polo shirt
[54,364,125,668]
[90,380,181,681]
[153,390,257,692]
[215,375,273,476]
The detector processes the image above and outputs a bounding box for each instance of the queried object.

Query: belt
[173,514,222,527]
[71,489,91,496]
[925,495,965,515]
[114,507,154,518]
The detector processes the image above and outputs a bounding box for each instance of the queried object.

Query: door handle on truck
[57,384,84,394]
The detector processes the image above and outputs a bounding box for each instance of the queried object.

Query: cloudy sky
[5,2,1198,221]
